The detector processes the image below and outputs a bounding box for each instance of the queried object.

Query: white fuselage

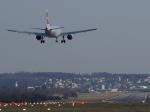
[45,26,62,38]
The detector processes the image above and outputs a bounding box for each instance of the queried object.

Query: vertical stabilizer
[45,9,51,30]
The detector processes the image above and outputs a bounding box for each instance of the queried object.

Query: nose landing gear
[56,38,58,43]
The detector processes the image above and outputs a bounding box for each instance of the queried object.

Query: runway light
[58,104,61,107]
[4,104,8,107]
[72,102,75,107]
[47,108,51,111]
[31,105,34,107]
[23,108,26,111]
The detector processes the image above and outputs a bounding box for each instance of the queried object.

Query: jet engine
[67,34,73,40]
[36,35,42,40]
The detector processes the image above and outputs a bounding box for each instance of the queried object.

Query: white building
[15,81,18,88]
[101,85,105,90]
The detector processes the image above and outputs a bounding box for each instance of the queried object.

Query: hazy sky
[1,0,150,73]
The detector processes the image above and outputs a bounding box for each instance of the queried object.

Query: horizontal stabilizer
[50,27,64,30]
[31,28,45,30]
[31,27,64,31]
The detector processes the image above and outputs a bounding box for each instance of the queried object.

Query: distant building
[27,86,35,90]
[111,89,118,93]
[140,86,148,89]
[72,83,78,88]
[101,85,105,90]
[15,81,18,88]
[144,77,150,83]
[119,77,121,82]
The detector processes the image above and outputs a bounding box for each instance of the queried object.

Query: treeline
[0,72,149,88]
[0,87,77,103]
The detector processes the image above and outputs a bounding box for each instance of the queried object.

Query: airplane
[7,10,97,44]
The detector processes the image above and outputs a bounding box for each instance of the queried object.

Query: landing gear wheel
[61,40,66,43]
[41,40,45,44]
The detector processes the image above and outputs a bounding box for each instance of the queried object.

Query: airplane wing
[61,28,97,36]
[7,29,46,37]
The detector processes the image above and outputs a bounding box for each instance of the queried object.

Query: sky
[0,0,150,73]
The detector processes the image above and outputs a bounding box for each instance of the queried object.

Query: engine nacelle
[36,35,42,40]
[67,34,73,40]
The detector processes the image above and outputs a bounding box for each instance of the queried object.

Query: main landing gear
[55,36,66,43]
[41,40,45,44]
[61,40,66,43]
[61,36,66,43]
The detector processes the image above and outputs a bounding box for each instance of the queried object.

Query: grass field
[0,92,150,112]
[0,102,150,112]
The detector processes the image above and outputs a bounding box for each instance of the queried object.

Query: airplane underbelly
[47,30,62,38]
[49,32,56,37]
